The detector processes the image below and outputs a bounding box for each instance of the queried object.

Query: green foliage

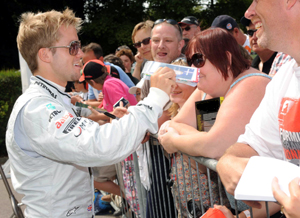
[0,70,22,156]
[1,0,254,68]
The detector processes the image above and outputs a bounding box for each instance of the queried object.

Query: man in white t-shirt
[217,1,300,216]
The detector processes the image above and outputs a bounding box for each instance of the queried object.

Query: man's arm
[216,142,259,195]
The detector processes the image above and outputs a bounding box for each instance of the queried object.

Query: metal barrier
[114,135,277,218]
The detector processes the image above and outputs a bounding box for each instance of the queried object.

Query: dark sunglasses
[133,37,151,48]
[48,40,81,56]
[247,29,257,37]
[182,26,191,31]
[154,19,182,35]
[187,53,206,68]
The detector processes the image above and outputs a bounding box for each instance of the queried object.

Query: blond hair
[131,20,154,43]
[168,59,189,118]
[17,8,82,73]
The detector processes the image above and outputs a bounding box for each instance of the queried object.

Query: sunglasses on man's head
[187,53,206,68]
[247,29,257,37]
[154,19,182,35]
[48,40,81,56]
[133,37,151,48]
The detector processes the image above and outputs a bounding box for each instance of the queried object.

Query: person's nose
[245,1,256,20]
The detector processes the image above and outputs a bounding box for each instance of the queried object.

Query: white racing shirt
[6,75,169,217]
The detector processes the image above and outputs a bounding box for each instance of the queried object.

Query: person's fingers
[119,101,124,108]
[272,177,288,206]
[288,177,300,198]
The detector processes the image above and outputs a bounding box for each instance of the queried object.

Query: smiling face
[245,0,285,51]
[248,22,262,53]
[151,23,184,63]
[50,25,83,86]
[134,28,152,60]
[170,83,195,108]
[194,58,227,97]
[120,55,133,73]
[180,24,200,40]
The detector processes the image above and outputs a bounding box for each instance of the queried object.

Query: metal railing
[115,135,275,218]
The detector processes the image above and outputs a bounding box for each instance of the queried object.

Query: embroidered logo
[49,110,62,122]
[66,206,79,217]
[46,103,56,110]
[87,204,92,212]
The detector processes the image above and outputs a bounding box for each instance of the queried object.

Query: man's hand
[112,101,129,119]
[272,177,300,218]
[158,126,179,154]
[216,143,258,195]
[150,67,176,95]
[71,95,83,105]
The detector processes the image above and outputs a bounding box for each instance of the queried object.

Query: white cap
[129,78,145,94]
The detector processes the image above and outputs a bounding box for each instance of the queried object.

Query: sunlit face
[170,83,195,108]
[245,0,284,51]
[180,24,200,40]
[82,50,97,65]
[151,23,184,63]
[134,28,152,61]
[248,22,262,53]
[191,54,228,97]
[73,81,85,92]
[50,25,83,86]
[120,55,133,73]
[136,88,141,102]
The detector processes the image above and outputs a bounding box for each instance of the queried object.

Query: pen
[104,112,119,120]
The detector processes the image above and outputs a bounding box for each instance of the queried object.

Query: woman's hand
[158,126,179,154]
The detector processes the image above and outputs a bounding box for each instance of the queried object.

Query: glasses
[154,19,182,35]
[187,53,206,68]
[133,37,151,48]
[48,40,81,56]
[247,29,257,37]
[182,26,191,31]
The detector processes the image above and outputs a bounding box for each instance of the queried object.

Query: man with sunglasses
[178,16,201,40]
[217,1,300,216]
[211,15,251,54]
[6,9,177,218]
[241,16,277,75]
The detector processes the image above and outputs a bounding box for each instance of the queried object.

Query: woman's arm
[159,75,270,159]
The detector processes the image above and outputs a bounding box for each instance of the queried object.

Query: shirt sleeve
[20,87,169,167]
[88,84,96,100]
[237,69,286,160]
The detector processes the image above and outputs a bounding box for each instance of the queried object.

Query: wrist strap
[243,210,251,218]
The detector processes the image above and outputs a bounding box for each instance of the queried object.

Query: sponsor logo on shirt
[49,110,62,122]
[66,206,80,217]
[137,103,152,110]
[35,81,57,99]
[278,97,300,163]
[56,113,74,129]
[74,119,89,137]
[46,103,56,110]
[62,117,81,134]
[87,204,92,212]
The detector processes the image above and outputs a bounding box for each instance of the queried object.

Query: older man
[178,16,201,40]
[6,9,176,217]
[217,1,300,216]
